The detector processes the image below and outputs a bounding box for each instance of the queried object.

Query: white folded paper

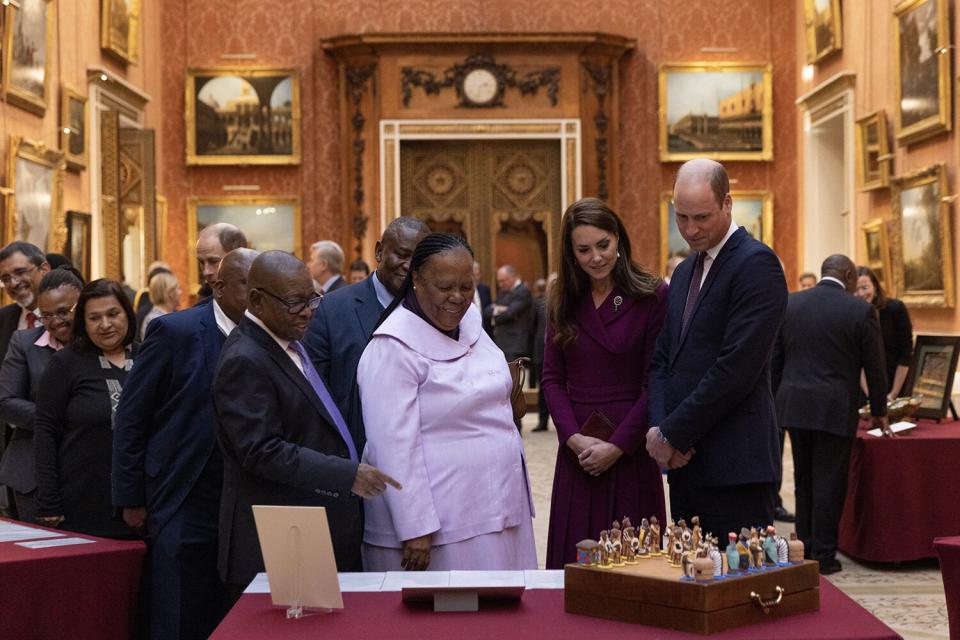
[522,570,565,589]
[339,572,386,592]
[0,522,66,543]
[867,420,918,437]
[15,537,94,549]
[380,571,451,592]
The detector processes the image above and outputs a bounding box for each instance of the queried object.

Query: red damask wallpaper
[159,0,797,287]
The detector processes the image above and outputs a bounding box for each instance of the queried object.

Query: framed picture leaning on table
[904,335,960,420]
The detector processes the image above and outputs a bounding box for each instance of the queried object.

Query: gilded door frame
[380,119,581,282]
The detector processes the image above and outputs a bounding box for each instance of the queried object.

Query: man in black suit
[308,240,348,294]
[113,248,257,640]
[214,251,398,596]
[773,254,889,575]
[195,223,247,302]
[0,242,50,518]
[304,217,429,451]
[647,159,788,539]
[486,265,533,361]
[472,262,493,335]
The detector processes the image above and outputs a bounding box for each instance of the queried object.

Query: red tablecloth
[211,578,897,640]
[0,518,146,640]
[935,536,960,640]
[839,419,960,562]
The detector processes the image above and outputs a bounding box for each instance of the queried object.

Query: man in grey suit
[304,217,429,451]
[486,265,533,362]
[773,254,889,575]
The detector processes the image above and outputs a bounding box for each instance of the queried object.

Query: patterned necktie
[26,313,36,329]
[289,340,358,462]
[681,252,706,336]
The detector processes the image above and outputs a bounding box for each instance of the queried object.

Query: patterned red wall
[159,1,797,286]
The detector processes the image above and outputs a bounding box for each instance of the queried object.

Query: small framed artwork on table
[903,335,960,420]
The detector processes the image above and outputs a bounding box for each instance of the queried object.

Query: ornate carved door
[400,140,561,287]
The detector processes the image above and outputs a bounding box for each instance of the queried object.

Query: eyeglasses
[0,265,38,288]
[39,304,77,325]
[254,288,322,315]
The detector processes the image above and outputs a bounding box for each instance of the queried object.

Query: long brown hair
[857,266,888,310]
[548,198,661,347]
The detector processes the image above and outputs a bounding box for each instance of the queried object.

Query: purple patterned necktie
[681,252,706,336]
[289,340,359,462]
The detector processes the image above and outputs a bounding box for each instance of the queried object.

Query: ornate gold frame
[186,196,302,294]
[5,135,65,251]
[2,0,54,116]
[185,67,302,166]
[860,218,894,296]
[60,85,88,172]
[658,62,773,162]
[855,110,891,191]
[659,190,773,272]
[892,0,951,145]
[890,163,954,308]
[100,0,140,64]
[803,0,843,64]
[155,195,168,262]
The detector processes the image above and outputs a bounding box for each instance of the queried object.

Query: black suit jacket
[0,304,23,361]
[773,281,887,437]
[476,283,492,335]
[303,276,384,452]
[649,227,788,487]
[326,275,348,293]
[214,317,362,585]
[485,283,533,360]
[0,327,50,492]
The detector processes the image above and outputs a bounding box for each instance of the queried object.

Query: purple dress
[542,284,668,569]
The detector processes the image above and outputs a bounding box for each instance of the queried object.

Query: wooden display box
[565,559,820,635]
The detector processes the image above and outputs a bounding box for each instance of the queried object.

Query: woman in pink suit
[358,233,536,571]
[543,198,668,569]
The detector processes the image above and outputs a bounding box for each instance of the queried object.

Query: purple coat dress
[543,284,668,568]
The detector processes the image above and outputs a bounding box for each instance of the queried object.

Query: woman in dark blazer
[856,266,913,399]
[0,267,84,522]
[34,279,138,537]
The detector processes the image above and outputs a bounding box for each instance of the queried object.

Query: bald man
[113,248,259,640]
[213,251,398,596]
[195,222,247,301]
[647,159,788,539]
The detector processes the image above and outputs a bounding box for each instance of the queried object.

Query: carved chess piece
[690,515,702,549]
[725,532,740,576]
[763,526,779,566]
[649,516,662,555]
[598,530,611,568]
[788,532,804,564]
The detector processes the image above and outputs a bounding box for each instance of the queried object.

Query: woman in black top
[34,279,138,538]
[856,266,913,399]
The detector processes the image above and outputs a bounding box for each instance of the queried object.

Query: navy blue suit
[303,276,384,452]
[649,227,788,537]
[112,302,230,640]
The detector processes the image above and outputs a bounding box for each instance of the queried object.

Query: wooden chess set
[564,516,820,635]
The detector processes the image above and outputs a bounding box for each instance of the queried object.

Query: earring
[617,251,621,258]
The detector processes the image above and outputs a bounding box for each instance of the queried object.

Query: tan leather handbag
[507,357,531,421]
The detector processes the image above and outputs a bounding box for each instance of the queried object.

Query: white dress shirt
[244,310,303,374]
[700,218,740,286]
[370,271,394,309]
[212,299,237,337]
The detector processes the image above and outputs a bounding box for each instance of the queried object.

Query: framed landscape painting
[803,0,843,64]
[60,86,88,172]
[861,218,893,295]
[903,335,960,420]
[660,190,773,271]
[185,68,301,166]
[101,0,140,64]
[659,62,773,162]
[187,196,301,293]
[890,164,954,308]
[855,111,891,191]
[893,0,951,144]
[6,135,64,251]
[2,0,53,116]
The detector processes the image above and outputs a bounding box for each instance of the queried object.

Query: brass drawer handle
[750,586,784,614]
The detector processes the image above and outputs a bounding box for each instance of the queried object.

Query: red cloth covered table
[211,578,897,640]
[935,536,960,640]
[0,518,145,640]
[838,419,960,562]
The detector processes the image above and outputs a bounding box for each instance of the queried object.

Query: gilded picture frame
[803,0,843,64]
[855,111,891,192]
[903,335,960,420]
[893,0,951,145]
[60,86,88,172]
[6,135,65,251]
[155,195,167,262]
[660,190,773,272]
[890,163,954,308]
[658,62,773,162]
[65,210,92,282]
[861,218,894,296]
[2,0,53,116]
[101,0,140,65]
[185,68,301,166]
[187,196,302,293]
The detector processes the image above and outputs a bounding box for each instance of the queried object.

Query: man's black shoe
[532,422,549,432]
[774,506,796,523]
[819,558,842,575]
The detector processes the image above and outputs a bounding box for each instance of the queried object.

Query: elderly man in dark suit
[214,251,399,597]
[473,262,493,335]
[304,217,429,450]
[647,159,788,539]
[0,242,50,518]
[486,264,533,362]
[112,248,257,639]
[773,254,889,575]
